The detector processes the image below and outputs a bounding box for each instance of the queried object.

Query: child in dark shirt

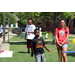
[31,29,50,62]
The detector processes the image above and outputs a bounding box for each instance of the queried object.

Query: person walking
[55,19,69,62]
[31,29,50,62]
[25,19,36,53]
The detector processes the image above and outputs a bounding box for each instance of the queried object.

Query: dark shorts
[27,39,31,48]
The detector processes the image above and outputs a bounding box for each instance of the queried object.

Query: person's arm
[28,31,34,33]
[28,25,36,33]
[55,35,62,46]
[31,47,34,57]
[61,27,69,45]
[42,38,50,52]
[44,45,50,52]
[62,35,69,45]
[55,28,62,47]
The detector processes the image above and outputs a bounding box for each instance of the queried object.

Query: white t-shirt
[25,24,36,40]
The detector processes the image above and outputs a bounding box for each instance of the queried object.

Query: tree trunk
[52,12,56,44]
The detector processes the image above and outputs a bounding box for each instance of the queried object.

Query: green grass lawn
[0,34,75,62]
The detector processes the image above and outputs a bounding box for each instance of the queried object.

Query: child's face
[35,30,39,37]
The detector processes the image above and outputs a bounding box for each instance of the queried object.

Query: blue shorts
[56,44,68,48]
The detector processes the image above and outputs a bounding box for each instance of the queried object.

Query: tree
[14,12,75,25]
[14,12,75,44]
[40,12,75,44]
[52,12,75,44]
[14,12,42,26]
[0,12,17,26]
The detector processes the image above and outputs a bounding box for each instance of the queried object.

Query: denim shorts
[56,44,68,48]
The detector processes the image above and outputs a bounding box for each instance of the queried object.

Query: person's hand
[28,31,31,33]
[26,31,30,35]
[47,49,50,52]
[58,44,62,47]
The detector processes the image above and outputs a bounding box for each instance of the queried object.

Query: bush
[42,32,48,35]
[42,32,53,35]
[7,28,15,32]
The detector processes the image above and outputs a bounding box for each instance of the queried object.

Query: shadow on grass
[45,41,56,45]
[7,41,55,45]
[8,42,27,45]
[67,53,75,57]
[17,51,28,53]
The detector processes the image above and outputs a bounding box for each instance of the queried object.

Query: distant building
[6,14,20,28]
[33,18,75,34]
[0,14,20,28]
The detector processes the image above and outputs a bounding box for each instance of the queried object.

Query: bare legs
[57,47,67,62]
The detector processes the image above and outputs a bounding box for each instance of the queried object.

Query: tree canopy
[0,12,17,26]
[14,12,75,26]
[14,12,75,44]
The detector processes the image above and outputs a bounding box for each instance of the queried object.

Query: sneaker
[26,52,30,53]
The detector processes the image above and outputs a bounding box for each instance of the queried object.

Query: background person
[55,19,69,62]
[39,25,42,37]
[36,24,42,37]
[25,19,36,53]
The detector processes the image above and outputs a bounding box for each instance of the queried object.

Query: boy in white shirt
[25,19,36,53]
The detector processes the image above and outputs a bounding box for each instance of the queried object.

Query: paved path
[69,34,75,37]
[6,32,16,36]
[0,33,74,43]
[0,32,16,44]
[0,36,13,44]
[44,34,75,41]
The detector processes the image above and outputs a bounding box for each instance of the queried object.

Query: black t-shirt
[31,37,45,55]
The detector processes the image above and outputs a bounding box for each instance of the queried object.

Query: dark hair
[59,19,65,23]
[59,19,67,29]
[34,28,39,32]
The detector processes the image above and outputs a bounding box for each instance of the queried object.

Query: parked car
[5,28,8,34]
[12,28,21,34]
[0,27,8,34]
[0,28,3,34]
[0,28,3,37]
[12,28,25,34]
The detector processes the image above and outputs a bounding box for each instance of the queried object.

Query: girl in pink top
[55,19,69,62]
